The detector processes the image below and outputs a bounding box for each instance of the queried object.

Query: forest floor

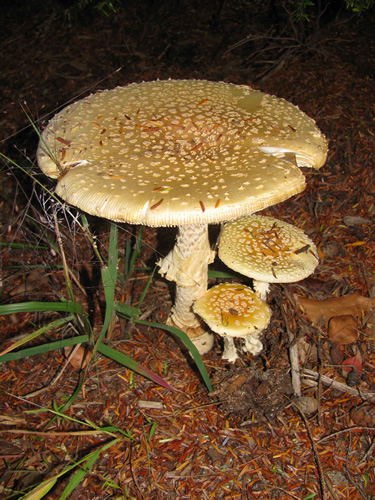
[0,1,375,498]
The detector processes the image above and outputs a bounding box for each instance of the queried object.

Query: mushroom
[193,283,271,362]
[36,80,327,353]
[218,215,319,299]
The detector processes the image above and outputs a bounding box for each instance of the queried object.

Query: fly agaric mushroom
[36,80,327,353]
[218,215,319,299]
[193,283,271,362]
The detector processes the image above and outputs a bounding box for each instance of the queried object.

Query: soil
[0,1,375,498]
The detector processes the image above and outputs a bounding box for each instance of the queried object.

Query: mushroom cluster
[199,214,319,359]
[37,80,327,355]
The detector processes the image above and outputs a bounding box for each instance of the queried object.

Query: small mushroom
[37,80,327,353]
[218,215,319,299]
[193,283,271,361]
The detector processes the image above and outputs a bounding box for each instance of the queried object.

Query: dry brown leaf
[350,405,375,427]
[64,345,91,370]
[295,293,375,324]
[0,439,24,458]
[328,315,359,344]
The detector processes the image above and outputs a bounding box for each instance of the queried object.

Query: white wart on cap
[218,215,319,298]
[193,283,271,361]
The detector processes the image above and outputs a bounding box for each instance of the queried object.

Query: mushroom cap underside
[37,80,328,227]
[218,215,319,283]
[193,283,271,337]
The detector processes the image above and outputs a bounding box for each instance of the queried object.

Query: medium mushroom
[36,80,327,353]
[218,215,319,299]
[193,283,271,362]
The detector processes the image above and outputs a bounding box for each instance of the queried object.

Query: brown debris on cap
[37,80,327,227]
[218,215,319,284]
[193,283,271,338]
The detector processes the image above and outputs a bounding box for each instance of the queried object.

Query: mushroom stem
[158,224,215,353]
[222,336,239,362]
[252,280,270,300]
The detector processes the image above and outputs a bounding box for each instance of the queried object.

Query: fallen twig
[291,400,329,500]
[302,368,375,401]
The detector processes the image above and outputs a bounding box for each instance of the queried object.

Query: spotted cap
[37,80,327,227]
[193,282,271,337]
[218,215,319,283]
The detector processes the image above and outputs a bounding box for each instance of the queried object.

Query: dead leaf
[294,396,318,414]
[328,315,359,344]
[295,293,375,324]
[0,439,24,458]
[64,345,91,370]
[350,405,375,427]
[342,215,372,226]
[342,349,363,378]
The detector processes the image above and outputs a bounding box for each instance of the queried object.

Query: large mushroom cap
[37,80,327,227]
[218,215,319,284]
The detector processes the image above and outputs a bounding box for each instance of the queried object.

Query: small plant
[345,0,375,11]
[0,151,213,392]
[0,147,213,496]
[295,0,314,22]
[64,0,121,20]
[15,407,133,499]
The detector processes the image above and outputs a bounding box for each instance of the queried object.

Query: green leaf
[128,225,143,275]
[0,241,49,250]
[137,266,157,309]
[22,438,121,499]
[0,316,78,358]
[134,320,213,392]
[114,301,140,319]
[22,476,58,499]
[94,222,118,348]
[0,334,89,363]
[97,343,174,391]
[0,301,85,315]
[208,269,241,279]
[59,445,105,499]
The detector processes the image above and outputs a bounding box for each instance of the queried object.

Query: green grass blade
[0,315,76,357]
[0,241,49,250]
[0,152,58,200]
[80,214,104,266]
[208,269,241,279]
[128,225,143,274]
[21,476,58,499]
[0,301,85,315]
[114,301,140,319]
[135,320,213,392]
[137,266,157,309]
[21,438,121,500]
[59,448,104,499]
[97,343,174,391]
[0,334,89,363]
[94,222,118,349]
